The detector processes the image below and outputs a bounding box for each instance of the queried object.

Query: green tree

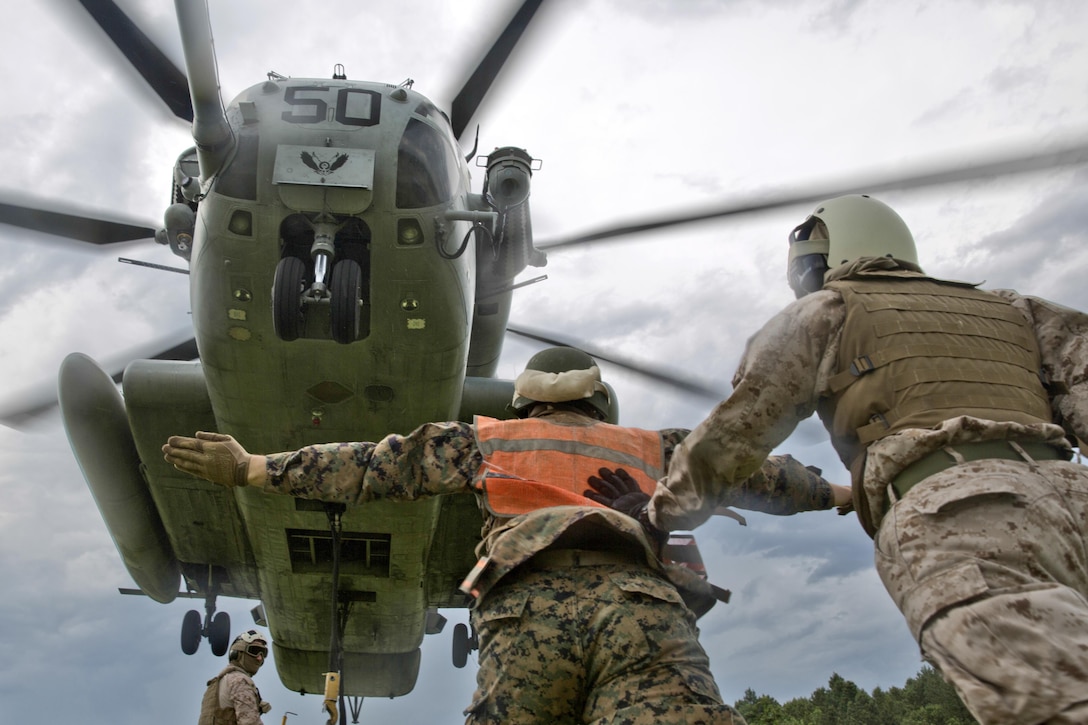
[735,687,784,724]
[734,666,977,724]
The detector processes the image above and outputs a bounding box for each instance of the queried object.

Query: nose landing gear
[180,591,231,656]
[451,622,478,668]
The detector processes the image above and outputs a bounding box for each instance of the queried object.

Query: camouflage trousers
[464,561,743,725]
[875,458,1088,725]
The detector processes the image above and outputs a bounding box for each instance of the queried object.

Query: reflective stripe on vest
[473,416,665,516]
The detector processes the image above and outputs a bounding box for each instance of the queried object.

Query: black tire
[209,611,231,657]
[330,259,362,344]
[452,622,470,669]
[181,609,202,655]
[273,256,307,341]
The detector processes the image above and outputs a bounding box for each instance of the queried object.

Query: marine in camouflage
[653,257,1088,724]
[253,409,835,723]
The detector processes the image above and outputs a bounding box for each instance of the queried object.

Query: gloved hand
[162,431,251,488]
[585,467,666,543]
[585,467,650,517]
[259,701,272,714]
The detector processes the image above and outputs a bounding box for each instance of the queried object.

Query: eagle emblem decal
[300,150,349,176]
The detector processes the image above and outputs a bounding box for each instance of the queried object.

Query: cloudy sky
[1,0,1087,722]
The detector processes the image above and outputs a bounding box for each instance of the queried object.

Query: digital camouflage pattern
[466,564,742,724]
[256,409,834,723]
[654,257,1088,724]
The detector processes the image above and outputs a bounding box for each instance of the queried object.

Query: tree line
[734,665,977,724]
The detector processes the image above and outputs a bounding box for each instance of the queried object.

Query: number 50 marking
[281,86,382,127]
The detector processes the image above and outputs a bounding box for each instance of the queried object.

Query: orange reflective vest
[473,416,665,516]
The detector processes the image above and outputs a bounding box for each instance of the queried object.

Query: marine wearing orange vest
[165,346,839,724]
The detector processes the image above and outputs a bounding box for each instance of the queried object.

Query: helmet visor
[787,218,829,298]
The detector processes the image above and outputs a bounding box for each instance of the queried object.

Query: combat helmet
[511,346,614,421]
[787,194,918,298]
[228,629,268,674]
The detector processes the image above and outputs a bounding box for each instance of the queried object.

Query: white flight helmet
[787,194,918,298]
[228,629,268,673]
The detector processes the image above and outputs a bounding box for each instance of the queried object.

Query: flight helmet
[787,194,918,298]
[228,629,268,674]
[511,346,612,420]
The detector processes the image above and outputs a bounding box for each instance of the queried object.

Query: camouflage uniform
[257,409,836,724]
[652,258,1088,725]
[199,665,265,725]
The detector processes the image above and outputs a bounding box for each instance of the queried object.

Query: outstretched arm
[163,421,483,505]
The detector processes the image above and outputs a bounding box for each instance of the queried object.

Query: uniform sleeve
[659,430,833,515]
[221,673,264,725]
[650,292,844,531]
[992,289,1088,446]
[257,421,483,504]
[723,454,834,514]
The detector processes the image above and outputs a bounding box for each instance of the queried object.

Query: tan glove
[162,431,250,488]
[259,700,272,714]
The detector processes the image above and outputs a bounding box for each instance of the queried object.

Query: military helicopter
[0,0,1083,718]
[0,0,559,706]
[0,0,733,714]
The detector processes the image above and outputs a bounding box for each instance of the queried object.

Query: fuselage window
[396,118,459,208]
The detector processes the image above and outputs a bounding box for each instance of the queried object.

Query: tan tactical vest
[198,665,249,725]
[821,270,1053,474]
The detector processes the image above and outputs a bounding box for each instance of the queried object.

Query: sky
[1,0,1086,723]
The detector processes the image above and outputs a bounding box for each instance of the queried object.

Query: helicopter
[0,0,561,706]
[0,0,735,712]
[2,0,1088,718]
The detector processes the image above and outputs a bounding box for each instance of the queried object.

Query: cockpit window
[396,118,459,208]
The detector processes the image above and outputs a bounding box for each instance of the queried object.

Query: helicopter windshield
[396,118,460,208]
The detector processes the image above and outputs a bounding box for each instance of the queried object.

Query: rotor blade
[536,137,1088,251]
[506,325,727,400]
[0,331,198,430]
[0,199,155,245]
[450,0,545,140]
[77,0,193,122]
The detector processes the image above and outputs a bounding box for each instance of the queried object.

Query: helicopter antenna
[464,125,480,163]
[118,257,190,275]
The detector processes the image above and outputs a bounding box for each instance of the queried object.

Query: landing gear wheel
[181,609,202,655]
[209,611,231,657]
[273,256,307,341]
[452,622,475,668]
[330,259,362,344]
